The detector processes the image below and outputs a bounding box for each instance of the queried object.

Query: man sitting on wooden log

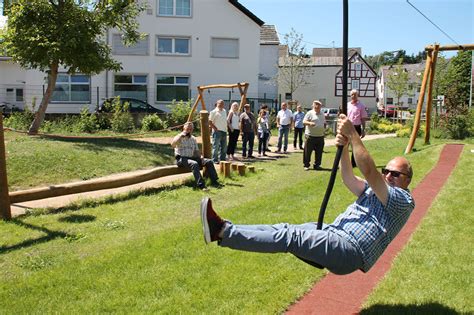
[171,122,220,191]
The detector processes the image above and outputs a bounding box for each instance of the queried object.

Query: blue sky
[240,0,473,58]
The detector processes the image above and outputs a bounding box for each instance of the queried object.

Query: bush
[77,107,100,133]
[141,114,167,131]
[370,112,380,123]
[3,109,35,131]
[167,100,196,128]
[445,112,471,139]
[107,98,134,133]
[396,128,411,138]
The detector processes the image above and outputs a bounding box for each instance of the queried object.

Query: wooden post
[200,110,212,159]
[231,163,239,171]
[219,161,225,174]
[247,165,256,173]
[237,164,246,176]
[0,115,12,220]
[223,161,231,177]
[187,93,202,122]
[424,44,439,145]
[405,51,433,154]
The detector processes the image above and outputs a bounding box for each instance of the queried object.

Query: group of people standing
[209,99,271,161]
[172,90,368,189]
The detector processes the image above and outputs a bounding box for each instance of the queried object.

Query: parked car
[97,97,166,114]
[0,102,22,115]
[378,105,408,118]
[322,108,339,118]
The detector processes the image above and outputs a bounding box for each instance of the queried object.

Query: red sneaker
[200,197,225,244]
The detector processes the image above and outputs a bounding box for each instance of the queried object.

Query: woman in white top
[226,102,241,160]
[257,109,270,156]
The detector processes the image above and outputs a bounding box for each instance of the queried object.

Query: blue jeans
[176,156,218,188]
[219,222,363,275]
[277,125,290,151]
[212,130,227,163]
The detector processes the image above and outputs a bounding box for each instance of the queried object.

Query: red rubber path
[286,144,464,315]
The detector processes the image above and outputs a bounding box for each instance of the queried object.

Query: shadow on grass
[0,219,74,254]
[58,214,96,223]
[360,302,460,314]
[43,135,174,156]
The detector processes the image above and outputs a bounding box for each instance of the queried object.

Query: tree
[275,28,313,101]
[3,0,145,134]
[386,58,411,119]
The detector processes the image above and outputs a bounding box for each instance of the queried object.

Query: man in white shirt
[276,102,293,153]
[209,99,228,163]
[303,100,326,171]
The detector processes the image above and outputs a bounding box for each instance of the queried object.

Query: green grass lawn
[4,132,175,191]
[0,137,472,313]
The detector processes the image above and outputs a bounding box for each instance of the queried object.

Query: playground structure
[0,82,251,219]
[405,43,474,154]
[187,82,249,159]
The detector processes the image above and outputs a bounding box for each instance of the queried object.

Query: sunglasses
[381,168,409,178]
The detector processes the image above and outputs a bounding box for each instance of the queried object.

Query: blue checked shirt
[327,182,415,272]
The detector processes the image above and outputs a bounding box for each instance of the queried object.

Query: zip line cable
[406,0,463,49]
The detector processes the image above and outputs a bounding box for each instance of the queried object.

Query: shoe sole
[201,197,211,244]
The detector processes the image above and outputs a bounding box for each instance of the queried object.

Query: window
[114,75,148,101]
[158,0,191,17]
[386,98,393,105]
[351,79,360,90]
[156,75,189,102]
[408,97,413,104]
[156,36,190,55]
[355,64,362,70]
[112,34,149,55]
[211,38,239,58]
[16,88,24,102]
[52,74,90,103]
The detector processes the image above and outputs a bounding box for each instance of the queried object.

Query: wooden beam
[199,83,249,90]
[0,115,11,220]
[187,93,202,122]
[405,51,433,154]
[425,43,474,52]
[9,165,193,204]
[424,45,439,145]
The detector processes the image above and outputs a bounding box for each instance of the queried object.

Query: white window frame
[387,97,394,105]
[155,74,190,103]
[114,74,148,101]
[112,34,149,56]
[51,74,91,103]
[156,36,191,56]
[157,0,192,17]
[211,37,239,59]
[351,79,360,90]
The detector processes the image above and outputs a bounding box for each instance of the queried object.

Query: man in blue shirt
[200,114,415,275]
[293,104,305,150]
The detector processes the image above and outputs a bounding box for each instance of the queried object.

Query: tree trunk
[28,63,59,135]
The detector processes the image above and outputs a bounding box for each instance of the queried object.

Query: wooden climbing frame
[405,43,474,154]
[187,82,249,122]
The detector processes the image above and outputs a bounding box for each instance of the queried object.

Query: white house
[258,24,279,109]
[376,63,425,111]
[0,0,264,113]
[278,47,378,113]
